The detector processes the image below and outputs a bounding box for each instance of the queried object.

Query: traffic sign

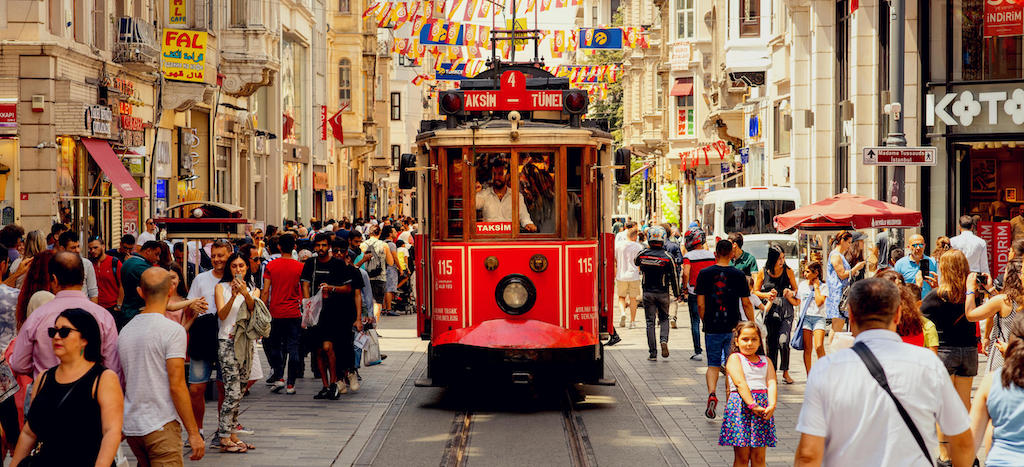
[862,146,937,166]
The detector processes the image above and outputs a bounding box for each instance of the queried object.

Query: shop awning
[669,78,693,97]
[81,138,146,198]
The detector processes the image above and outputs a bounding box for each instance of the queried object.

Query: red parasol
[773,193,922,231]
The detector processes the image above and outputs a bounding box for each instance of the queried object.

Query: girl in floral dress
[719,321,778,466]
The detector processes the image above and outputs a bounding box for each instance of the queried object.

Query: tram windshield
[439,146,592,240]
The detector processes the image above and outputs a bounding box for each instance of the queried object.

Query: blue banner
[155,179,167,199]
[419,22,464,46]
[579,28,623,49]
[435,63,467,81]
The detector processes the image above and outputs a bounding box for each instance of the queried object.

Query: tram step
[593,378,617,386]
[414,377,435,387]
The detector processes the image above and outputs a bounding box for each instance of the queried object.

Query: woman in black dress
[10,308,123,466]
[753,245,799,384]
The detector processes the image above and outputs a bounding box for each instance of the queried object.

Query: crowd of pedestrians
[0,215,418,464]
[611,213,1024,466]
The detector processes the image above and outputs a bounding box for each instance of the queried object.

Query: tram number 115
[437,259,454,276]
[577,258,593,274]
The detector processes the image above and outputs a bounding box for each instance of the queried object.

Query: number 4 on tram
[402,66,634,387]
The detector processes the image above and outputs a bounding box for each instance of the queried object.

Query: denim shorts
[937,346,979,377]
[705,332,733,368]
[802,315,828,332]
[187,357,216,384]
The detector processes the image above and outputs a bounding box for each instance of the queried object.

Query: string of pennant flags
[403,60,624,87]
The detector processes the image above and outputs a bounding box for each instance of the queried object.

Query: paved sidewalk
[120,315,427,466]
[606,301,805,467]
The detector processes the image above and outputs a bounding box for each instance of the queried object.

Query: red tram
[404,64,631,387]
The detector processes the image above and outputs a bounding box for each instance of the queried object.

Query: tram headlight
[495,274,537,316]
[439,91,463,115]
[563,90,588,115]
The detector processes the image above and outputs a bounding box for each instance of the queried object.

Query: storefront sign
[0,100,16,128]
[977,221,1013,274]
[85,105,113,136]
[313,170,328,190]
[155,179,168,199]
[282,144,311,163]
[161,29,207,82]
[862,146,938,166]
[926,88,1024,128]
[122,199,140,236]
[168,0,187,25]
[475,222,512,234]
[670,43,691,71]
[985,0,1023,37]
[320,105,327,141]
[326,190,334,202]
[104,77,135,97]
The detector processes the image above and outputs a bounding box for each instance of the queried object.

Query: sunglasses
[47,326,79,339]
[911,243,925,248]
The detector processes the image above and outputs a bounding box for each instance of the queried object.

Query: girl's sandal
[219,439,248,453]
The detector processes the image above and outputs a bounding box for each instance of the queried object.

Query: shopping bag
[301,286,325,328]
[790,300,812,351]
[363,329,382,366]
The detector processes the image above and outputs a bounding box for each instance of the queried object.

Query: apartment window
[391,145,401,167]
[592,6,598,25]
[375,75,384,101]
[773,103,791,155]
[339,0,350,13]
[230,0,246,26]
[376,129,384,157]
[338,59,351,106]
[835,0,850,193]
[676,92,695,137]
[739,0,760,37]
[92,0,106,49]
[956,0,1024,80]
[676,0,695,40]
[390,92,401,120]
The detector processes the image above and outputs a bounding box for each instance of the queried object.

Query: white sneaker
[629,321,636,329]
[348,372,360,392]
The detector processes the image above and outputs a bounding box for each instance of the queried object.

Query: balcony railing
[112,18,158,70]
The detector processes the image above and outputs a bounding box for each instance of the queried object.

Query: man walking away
[261,234,304,394]
[55,231,99,304]
[614,228,643,330]
[696,240,754,419]
[950,215,990,275]
[121,267,204,464]
[681,228,715,360]
[661,223,684,329]
[634,226,681,361]
[795,278,974,467]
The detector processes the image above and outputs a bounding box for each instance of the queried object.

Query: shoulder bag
[852,341,932,466]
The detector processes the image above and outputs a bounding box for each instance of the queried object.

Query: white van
[699,187,802,271]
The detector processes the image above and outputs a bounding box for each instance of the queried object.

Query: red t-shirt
[263,257,304,319]
[93,255,120,309]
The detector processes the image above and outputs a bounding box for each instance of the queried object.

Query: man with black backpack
[357,226,389,318]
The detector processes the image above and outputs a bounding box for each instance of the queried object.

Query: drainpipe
[885,0,907,245]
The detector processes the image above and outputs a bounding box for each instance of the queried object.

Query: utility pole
[885,0,907,246]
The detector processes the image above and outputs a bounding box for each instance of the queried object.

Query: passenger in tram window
[519,161,557,234]
[474,154,537,232]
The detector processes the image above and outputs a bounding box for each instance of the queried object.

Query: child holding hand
[718,321,778,467]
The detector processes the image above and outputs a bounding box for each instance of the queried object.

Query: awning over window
[669,78,694,97]
[81,138,146,198]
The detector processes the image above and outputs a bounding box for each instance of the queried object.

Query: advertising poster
[579,28,623,49]
[985,0,1023,37]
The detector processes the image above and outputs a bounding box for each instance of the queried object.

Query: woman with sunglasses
[213,253,257,453]
[10,308,122,466]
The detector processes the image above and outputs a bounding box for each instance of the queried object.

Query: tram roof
[416,119,613,146]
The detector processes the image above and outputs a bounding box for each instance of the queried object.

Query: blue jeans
[266,317,302,385]
[687,294,702,354]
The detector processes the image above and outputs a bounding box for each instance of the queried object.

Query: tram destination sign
[462,70,564,112]
[861,146,937,166]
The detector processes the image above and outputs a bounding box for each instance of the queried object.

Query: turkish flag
[328,104,348,144]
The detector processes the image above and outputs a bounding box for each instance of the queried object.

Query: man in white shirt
[474,157,537,232]
[795,278,975,467]
[55,231,99,302]
[950,215,990,274]
[121,267,204,463]
[614,229,644,330]
[137,218,158,245]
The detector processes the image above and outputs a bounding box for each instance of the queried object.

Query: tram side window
[446,148,464,237]
[518,152,557,234]
[566,148,583,238]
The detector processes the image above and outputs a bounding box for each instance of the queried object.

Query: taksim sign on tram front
[462,70,564,111]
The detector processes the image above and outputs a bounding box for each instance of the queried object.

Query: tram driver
[475,154,538,232]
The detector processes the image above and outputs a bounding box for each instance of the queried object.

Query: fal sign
[926,88,1024,127]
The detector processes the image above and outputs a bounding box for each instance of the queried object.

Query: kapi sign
[925,84,1024,131]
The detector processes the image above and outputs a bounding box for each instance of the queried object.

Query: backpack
[363,240,384,278]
